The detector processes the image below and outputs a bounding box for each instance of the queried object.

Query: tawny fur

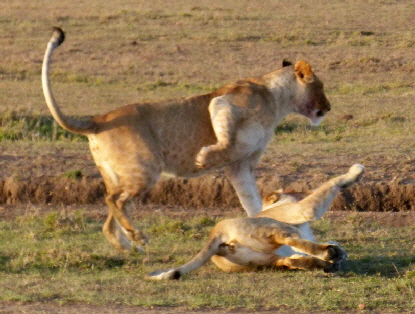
[147,164,364,280]
[42,27,331,251]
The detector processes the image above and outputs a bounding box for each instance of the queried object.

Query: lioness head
[293,61,331,126]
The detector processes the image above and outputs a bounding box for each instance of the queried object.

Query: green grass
[0,110,87,142]
[1,1,415,311]
[1,210,414,311]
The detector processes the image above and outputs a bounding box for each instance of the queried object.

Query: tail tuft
[146,269,181,280]
[51,27,65,47]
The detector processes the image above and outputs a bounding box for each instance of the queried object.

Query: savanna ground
[1,0,415,313]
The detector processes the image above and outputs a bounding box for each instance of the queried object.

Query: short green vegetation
[1,0,415,312]
[0,210,414,311]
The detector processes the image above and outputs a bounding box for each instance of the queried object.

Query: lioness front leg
[196,96,238,169]
[225,156,263,217]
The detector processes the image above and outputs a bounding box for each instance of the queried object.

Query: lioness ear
[263,189,283,204]
[282,59,292,67]
[262,194,279,205]
[295,60,314,84]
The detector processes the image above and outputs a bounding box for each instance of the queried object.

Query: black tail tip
[172,270,181,280]
[51,26,65,46]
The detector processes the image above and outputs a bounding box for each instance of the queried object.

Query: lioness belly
[213,244,277,271]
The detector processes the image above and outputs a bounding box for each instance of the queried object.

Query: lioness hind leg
[260,164,365,224]
[105,194,149,252]
[297,163,365,220]
[210,255,254,272]
[282,237,347,265]
[102,213,135,251]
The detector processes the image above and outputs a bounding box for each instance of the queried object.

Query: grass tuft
[62,170,83,179]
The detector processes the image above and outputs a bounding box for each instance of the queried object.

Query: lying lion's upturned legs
[145,165,363,280]
[297,163,365,220]
[258,164,364,224]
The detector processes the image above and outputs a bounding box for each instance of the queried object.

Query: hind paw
[325,244,347,264]
[341,164,365,187]
[130,231,149,253]
[323,259,347,273]
[348,164,365,177]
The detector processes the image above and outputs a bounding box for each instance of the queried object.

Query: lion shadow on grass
[344,255,415,278]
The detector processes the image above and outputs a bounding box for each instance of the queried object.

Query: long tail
[147,236,222,280]
[42,27,95,135]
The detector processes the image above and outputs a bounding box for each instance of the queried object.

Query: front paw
[195,147,209,169]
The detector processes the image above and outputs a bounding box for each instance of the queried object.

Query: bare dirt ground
[2,144,415,212]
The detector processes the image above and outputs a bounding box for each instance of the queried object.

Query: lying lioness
[148,164,364,280]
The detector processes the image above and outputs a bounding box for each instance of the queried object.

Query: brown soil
[1,148,415,212]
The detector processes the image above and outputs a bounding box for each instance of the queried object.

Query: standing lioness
[42,27,331,252]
